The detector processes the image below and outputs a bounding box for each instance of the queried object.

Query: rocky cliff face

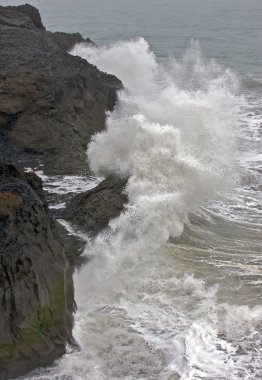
[0,5,126,379]
[0,4,122,175]
[0,160,75,380]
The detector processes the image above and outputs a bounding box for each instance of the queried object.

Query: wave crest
[71,38,242,245]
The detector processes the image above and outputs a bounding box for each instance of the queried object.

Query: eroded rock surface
[0,160,75,380]
[48,31,95,52]
[0,5,125,379]
[0,4,45,30]
[0,4,122,175]
[62,175,128,234]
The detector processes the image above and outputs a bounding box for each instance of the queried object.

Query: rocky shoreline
[0,3,122,175]
[0,4,126,379]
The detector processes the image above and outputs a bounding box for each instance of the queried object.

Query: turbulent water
[8,0,261,379]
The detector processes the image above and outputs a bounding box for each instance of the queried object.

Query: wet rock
[0,6,124,377]
[62,175,128,234]
[0,160,75,380]
[0,5,122,175]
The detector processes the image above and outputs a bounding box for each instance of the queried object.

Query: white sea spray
[29,40,261,380]
[71,38,241,250]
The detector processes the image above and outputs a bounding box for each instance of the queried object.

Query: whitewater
[21,39,262,379]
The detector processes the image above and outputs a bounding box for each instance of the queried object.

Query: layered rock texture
[0,4,122,175]
[0,160,75,380]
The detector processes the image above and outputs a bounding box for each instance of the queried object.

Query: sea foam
[71,38,241,251]
[54,39,262,380]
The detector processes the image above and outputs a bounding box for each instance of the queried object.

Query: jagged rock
[0,6,124,378]
[62,175,128,234]
[0,5,122,175]
[48,31,95,52]
[0,160,75,380]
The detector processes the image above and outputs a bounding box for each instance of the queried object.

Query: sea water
[3,0,261,379]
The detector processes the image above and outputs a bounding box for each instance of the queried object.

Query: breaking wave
[71,39,242,249]
[32,39,262,380]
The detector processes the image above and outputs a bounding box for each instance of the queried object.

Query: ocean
[2,0,261,379]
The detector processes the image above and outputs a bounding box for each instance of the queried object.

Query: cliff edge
[0,4,122,175]
[0,5,125,379]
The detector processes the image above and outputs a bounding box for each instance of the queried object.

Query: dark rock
[62,175,128,234]
[0,160,75,380]
[0,6,124,377]
[59,224,87,268]
[0,5,122,175]
[0,4,45,30]
[24,170,49,211]
[48,31,95,52]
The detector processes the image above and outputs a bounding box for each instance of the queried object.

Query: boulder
[0,160,75,380]
[62,175,128,234]
[0,5,122,175]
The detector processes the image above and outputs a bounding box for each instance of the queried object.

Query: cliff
[0,160,75,380]
[0,5,126,379]
[0,4,122,175]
